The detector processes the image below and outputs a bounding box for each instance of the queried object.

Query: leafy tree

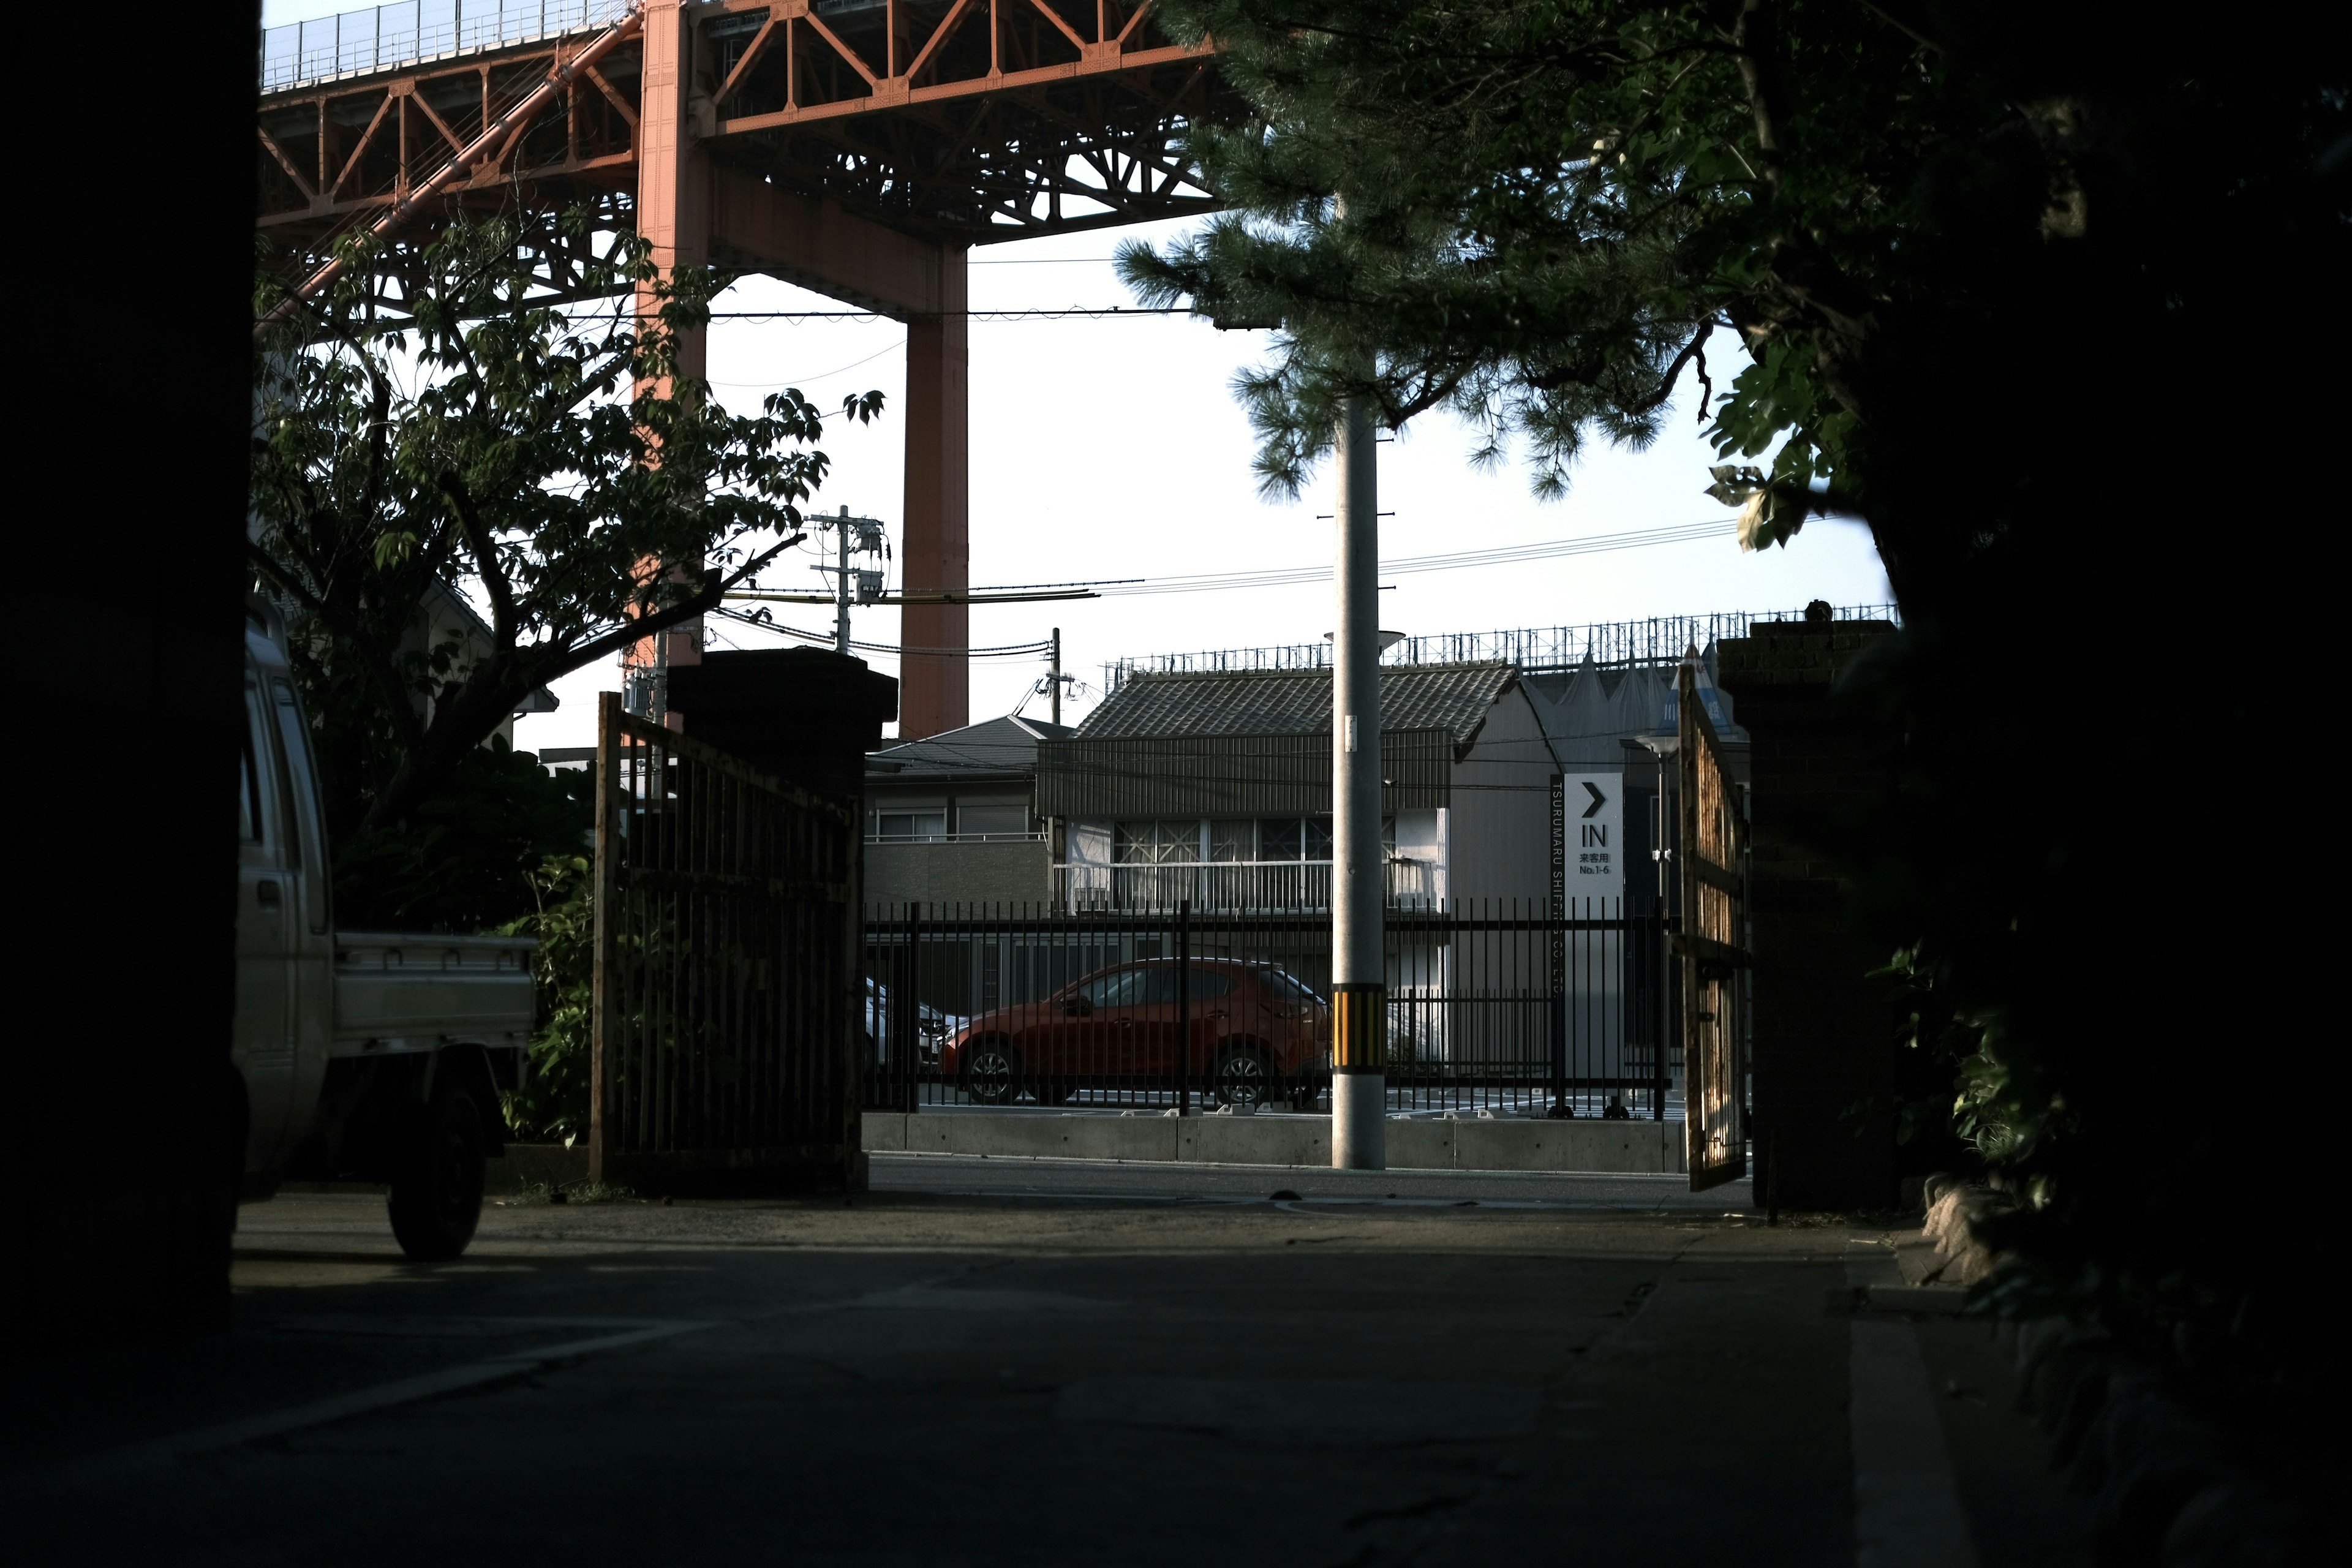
[250,212,884,846]
[1133,0,2347,1432]
[1120,0,1928,543]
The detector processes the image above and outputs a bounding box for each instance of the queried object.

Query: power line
[714,605,1053,660]
[706,306,1191,322]
[1096,519,1736,597]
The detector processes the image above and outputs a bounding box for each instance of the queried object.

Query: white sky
[263,2,1891,749]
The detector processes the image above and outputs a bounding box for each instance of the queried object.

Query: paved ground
[8,1156,2087,1566]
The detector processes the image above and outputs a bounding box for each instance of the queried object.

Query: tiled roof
[868,714,1072,779]
[1076,663,1518,751]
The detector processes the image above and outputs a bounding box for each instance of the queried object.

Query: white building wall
[1442,685,1561,908]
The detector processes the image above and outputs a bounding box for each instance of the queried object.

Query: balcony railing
[866,832,1047,845]
[1052,858,1438,913]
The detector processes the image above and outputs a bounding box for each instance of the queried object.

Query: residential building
[1036,661,1559,918]
[864,714,1074,911]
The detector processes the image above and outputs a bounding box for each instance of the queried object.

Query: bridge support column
[706,168,970,740]
[628,0,710,723]
[900,252,969,741]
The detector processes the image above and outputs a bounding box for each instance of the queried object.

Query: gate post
[1176,900,1191,1114]
[1548,774,1569,1118]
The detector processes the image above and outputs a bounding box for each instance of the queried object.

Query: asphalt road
[8,1158,2087,1566]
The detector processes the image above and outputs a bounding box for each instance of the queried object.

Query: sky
[262,1,1892,750]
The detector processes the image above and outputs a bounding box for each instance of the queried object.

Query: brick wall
[1717,622,1900,1212]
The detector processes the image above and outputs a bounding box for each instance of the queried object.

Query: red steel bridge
[257,0,1229,737]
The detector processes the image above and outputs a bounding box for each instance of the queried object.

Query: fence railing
[1102,603,1902,694]
[260,0,631,93]
[860,900,1679,1120]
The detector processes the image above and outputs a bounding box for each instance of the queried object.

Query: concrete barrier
[859,1112,1685,1174]
[500,1115,1687,1187]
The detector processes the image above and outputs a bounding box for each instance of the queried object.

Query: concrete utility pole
[1049,628,1063,726]
[834,506,853,655]
[1331,390,1386,1169]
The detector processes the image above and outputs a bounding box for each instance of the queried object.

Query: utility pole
[834,504,853,654]
[1050,628,1063,726]
[1331,389,1385,1169]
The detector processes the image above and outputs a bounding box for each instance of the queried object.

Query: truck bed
[333,932,537,1054]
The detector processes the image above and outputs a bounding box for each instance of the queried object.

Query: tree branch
[247,540,428,754]
[437,469,517,651]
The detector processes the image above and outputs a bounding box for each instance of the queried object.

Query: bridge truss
[257,0,1234,734]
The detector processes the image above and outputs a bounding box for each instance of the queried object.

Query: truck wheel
[388,1082,487,1261]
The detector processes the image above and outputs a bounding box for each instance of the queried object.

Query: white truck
[236,606,537,1259]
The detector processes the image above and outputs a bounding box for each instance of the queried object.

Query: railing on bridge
[860,899,1681,1121]
[1101,603,1902,694]
[260,0,629,93]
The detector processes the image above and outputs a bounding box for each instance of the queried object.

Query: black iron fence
[861,900,1679,1119]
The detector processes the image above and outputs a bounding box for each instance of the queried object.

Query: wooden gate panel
[1677,664,1749,1191]
[589,695,859,1192]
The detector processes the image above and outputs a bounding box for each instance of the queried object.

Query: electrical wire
[714,605,1053,659]
[1095,519,1736,597]
[706,306,1191,322]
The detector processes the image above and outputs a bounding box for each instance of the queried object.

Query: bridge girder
[256,0,1236,740]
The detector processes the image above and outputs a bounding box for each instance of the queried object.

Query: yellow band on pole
[1331,985,1387,1071]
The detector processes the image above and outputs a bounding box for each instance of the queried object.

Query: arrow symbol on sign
[1582,782,1608,818]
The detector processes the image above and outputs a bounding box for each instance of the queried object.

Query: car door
[1053,966,1140,1084]
[235,668,297,1179]
[265,671,335,1159]
[1116,965,1178,1079]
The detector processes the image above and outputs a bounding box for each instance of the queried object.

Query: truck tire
[388,1081,487,1261]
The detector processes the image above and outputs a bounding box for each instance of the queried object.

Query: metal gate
[588,694,861,1193]
[1676,662,1750,1190]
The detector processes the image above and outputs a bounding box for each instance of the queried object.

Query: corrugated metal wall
[1035,728,1455,818]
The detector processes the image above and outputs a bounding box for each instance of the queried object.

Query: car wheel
[1210,1046,1275,1110]
[962,1039,1022,1106]
[388,1082,486,1261]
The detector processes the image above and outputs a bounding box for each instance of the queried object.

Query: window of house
[1208,819,1253,862]
[1251,816,1371,861]
[957,802,1028,838]
[872,810,948,842]
[1114,820,1200,864]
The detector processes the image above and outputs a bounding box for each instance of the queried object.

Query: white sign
[1562,772,1623,897]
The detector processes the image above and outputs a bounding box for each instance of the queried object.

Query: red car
[944,959,1330,1110]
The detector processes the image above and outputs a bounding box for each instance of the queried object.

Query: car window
[1121,967,1236,1005]
[1254,967,1323,1004]
[1077,968,1138,1006]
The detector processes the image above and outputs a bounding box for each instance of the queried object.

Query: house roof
[868,714,1074,782]
[1077,663,1520,753]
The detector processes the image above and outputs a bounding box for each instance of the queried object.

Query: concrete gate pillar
[1716,617,1902,1211]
